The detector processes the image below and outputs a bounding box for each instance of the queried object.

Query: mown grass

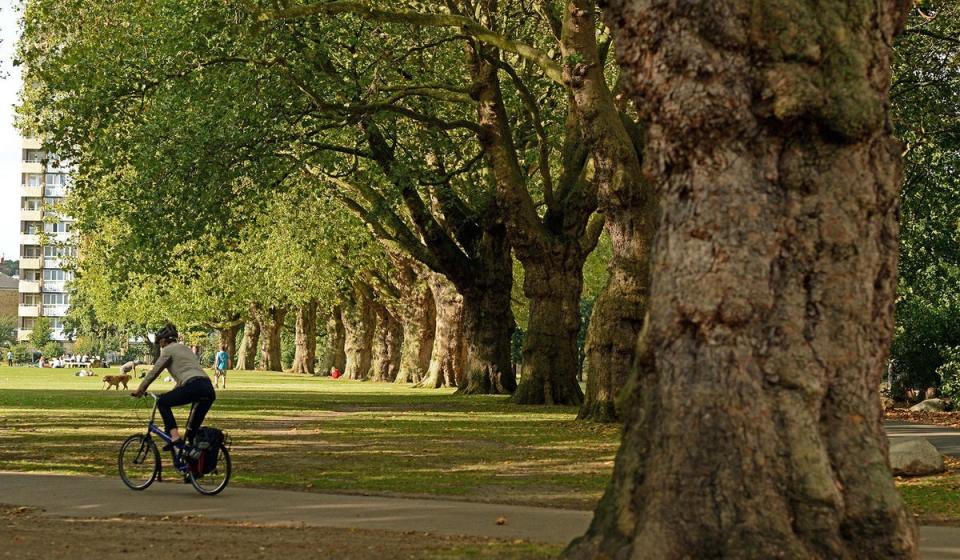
[0,366,619,509]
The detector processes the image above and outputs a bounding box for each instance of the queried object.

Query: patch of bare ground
[886,409,960,428]
[0,505,560,560]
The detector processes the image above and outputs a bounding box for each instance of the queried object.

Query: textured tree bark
[566,1,918,558]
[457,223,517,395]
[215,323,240,368]
[419,273,466,389]
[257,306,287,372]
[395,265,436,385]
[370,299,402,382]
[539,0,655,421]
[235,310,260,371]
[512,253,586,405]
[342,289,375,381]
[318,306,347,375]
[291,300,318,375]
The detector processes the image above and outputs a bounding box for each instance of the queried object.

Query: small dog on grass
[102,374,131,390]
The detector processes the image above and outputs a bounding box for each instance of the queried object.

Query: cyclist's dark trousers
[157,377,216,440]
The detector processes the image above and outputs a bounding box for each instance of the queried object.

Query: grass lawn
[3,366,959,525]
[0,366,619,509]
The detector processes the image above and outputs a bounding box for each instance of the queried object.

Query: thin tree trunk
[396,270,435,384]
[370,299,402,382]
[235,313,260,371]
[291,300,318,375]
[566,1,917,558]
[342,289,374,380]
[331,305,346,372]
[513,253,586,405]
[257,306,286,372]
[419,274,466,388]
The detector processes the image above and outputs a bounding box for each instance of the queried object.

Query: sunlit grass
[0,366,620,508]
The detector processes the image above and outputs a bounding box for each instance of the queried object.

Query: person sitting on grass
[131,324,216,452]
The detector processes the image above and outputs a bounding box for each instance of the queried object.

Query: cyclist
[131,324,216,450]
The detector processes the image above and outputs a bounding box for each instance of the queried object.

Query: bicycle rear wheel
[118,434,160,490]
[189,445,231,496]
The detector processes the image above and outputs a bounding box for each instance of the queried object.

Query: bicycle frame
[142,392,194,474]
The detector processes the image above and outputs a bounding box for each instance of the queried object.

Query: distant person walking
[213,345,230,389]
[6,350,12,367]
[119,360,141,378]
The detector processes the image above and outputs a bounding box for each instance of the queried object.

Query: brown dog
[102,374,131,390]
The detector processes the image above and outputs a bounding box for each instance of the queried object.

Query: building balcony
[22,184,43,197]
[51,329,68,342]
[20,257,41,269]
[18,304,40,317]
[42,281,67,293]
[21,234,40,245]
[44,186,67,198]
[22,161,44,174]
[17,329,32,343]
[19,280,40,294]
[43,257,62,269]
[43,304,69,317]
[21,209,42,221]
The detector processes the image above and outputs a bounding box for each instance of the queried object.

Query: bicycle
[118,392,231,495]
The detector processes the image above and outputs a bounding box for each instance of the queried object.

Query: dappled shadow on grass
[1,383,621,509]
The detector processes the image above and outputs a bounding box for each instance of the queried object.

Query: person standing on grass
[213,344,230,389]
[131,324,216,450]
[6,350,12,367]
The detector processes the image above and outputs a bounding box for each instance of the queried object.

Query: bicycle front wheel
[118,434,160,490]
[189,445,231,496]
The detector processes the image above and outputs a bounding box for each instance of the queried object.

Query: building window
[21,245,41,258]
[23,173,42,187]
[43,221,72,234]
[43,245,75,258]
[20,293,39,305]
[22,221,42,234]
[23,149,45,163]
[21,270,40,281]
[43,293,70,305]
[42,269,71,282]
[22,198,42,211]
[21,317,35,330]
[50,318,64,330]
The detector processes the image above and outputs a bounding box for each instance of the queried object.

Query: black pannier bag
[191,427,225,476]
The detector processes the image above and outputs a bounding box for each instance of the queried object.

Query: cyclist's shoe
[162,438,184,452]
[184,446,202,461]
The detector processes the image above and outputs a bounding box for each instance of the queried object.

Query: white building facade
[17,137,75,344]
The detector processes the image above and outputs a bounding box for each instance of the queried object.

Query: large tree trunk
[370,299,402,382]
[342,289,374,380]
[456,222,516,395]
[566,1,917,558]
[291,300,318,375]
[257,306,287,372]
[419,274,466,389]
[235,313,260,371]
[512,252,586,405]
[578,215,650,422]
[318,305,347,375]
[396,267,435,384]
[216,323,240,370]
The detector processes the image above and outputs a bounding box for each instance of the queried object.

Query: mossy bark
[565,1,917,557]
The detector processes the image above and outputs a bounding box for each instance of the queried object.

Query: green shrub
[938,346,960,403]
[12,343,32,365]
[41,341,64,360]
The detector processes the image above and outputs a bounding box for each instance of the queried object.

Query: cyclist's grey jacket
[137,342,208,393]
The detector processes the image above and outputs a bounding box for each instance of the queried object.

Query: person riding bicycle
[131,324,216,451]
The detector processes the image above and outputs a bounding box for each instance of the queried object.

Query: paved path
[2,472,959,558]
[886,421,960,457]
